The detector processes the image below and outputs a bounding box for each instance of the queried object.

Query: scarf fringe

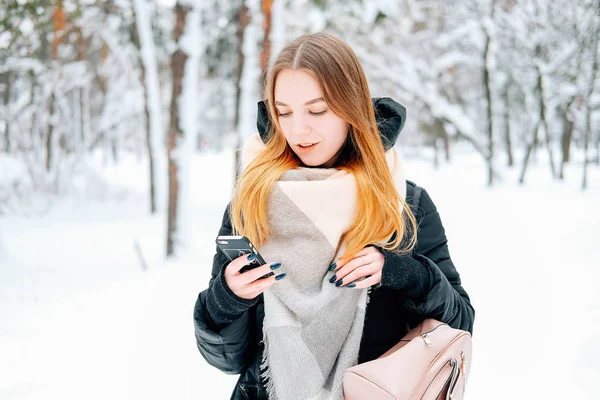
[260,323,278,400]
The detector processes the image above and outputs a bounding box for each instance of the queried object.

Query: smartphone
[215,235,272,278]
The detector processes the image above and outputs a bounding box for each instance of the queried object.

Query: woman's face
[274,68,349,168]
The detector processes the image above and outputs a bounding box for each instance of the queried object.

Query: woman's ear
[256,100,271,144]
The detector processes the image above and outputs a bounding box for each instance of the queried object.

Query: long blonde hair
[230,32,417,263]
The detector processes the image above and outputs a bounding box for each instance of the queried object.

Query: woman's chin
[299,160,318,168]
[294,151,337,168]
[297,156,324,167]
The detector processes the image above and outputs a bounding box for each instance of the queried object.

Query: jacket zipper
[420,322,448,347]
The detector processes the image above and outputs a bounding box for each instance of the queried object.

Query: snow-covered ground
[1,148,599,400]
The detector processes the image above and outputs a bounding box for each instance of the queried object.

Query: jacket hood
[256,97,406,151]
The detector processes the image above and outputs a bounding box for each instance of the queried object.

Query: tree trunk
[52,0,65,60]
[235,0,263,194]
[431,117,447,165]
[582,35,599,191]
[483,0,496,186]
[259,0,273,84]
[483,46,493,186]
[82,84,90,151]
[503,83,514,167]
[538,71,557,179]
[46,95,55,171]
[518,73,543,185]
[518,122,539,185]
[442,128,450,162]
[47,0,64,171]
[74,27,86,154]
[233,2,250,189]
[1,73,11,152]
[595,126,600,166]
[559,104,573,179]
[582,104,592,190]
[433,138,439,170]
[166,2,190,256]
[132,1,156,213]
[72,87,82,151]
[142,65,157,213]
[111,138,119,163]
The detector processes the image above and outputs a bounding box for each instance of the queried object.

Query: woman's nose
[291,116,312,136]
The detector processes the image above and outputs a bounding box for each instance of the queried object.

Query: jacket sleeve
[374,188,475,335]
[193,203,258,374]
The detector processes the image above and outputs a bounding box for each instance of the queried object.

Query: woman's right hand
[224,253,285,300]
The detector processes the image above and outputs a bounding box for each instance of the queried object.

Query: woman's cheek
[278,119,291,136]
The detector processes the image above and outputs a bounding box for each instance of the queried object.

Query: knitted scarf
[241,134,407,400]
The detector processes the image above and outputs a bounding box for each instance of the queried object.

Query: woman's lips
[297,142,319,152]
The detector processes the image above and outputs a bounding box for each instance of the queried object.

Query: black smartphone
[215,235,272,278]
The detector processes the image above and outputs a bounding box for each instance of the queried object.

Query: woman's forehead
[274,69,324,106]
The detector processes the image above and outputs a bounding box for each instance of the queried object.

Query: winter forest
[1,0,599,399]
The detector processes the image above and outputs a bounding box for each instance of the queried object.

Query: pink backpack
[343,319,472,399]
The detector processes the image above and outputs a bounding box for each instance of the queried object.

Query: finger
[332,246,377,272]
[354,247,374,257]
[226,253,260,275]
[232,273,275,299]
[334,254,373,282]
[247,272,283,293]
[242,262,280,283]
[338,264,379,287]
[245,277,280,298]
[348,273,382,289]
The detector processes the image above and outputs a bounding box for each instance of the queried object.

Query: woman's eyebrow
[275,97,324,107]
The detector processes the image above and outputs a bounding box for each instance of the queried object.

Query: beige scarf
[240,134,407,400]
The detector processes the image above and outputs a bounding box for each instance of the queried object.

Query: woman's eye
[278,110,326,117]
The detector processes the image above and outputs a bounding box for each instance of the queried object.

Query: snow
[1,147,599,400]
[0,57,46,75]
[18,18,34,36]
[0,31,11,50]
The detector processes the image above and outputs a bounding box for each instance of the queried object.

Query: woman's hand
[328,246,384,289]
[224,253,285,300]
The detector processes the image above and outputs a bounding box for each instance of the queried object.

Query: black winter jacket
[193,181,475,399]
[193,98,475,400]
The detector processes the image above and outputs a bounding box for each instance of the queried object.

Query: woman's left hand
[329,245,384,289]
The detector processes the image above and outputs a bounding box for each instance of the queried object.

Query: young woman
[194,32,475,400]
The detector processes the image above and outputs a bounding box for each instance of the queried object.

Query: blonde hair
[230,32,417,263]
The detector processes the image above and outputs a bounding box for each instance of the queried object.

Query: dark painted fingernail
[248,253,257,261]
[329,274,337,283]
[270,262,281,270]
[328,262,337,272]
[347,283,356,288]
[275,273,286,281]
[335,279,344,287]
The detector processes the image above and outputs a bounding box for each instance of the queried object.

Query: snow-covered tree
[133,0,168,214]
